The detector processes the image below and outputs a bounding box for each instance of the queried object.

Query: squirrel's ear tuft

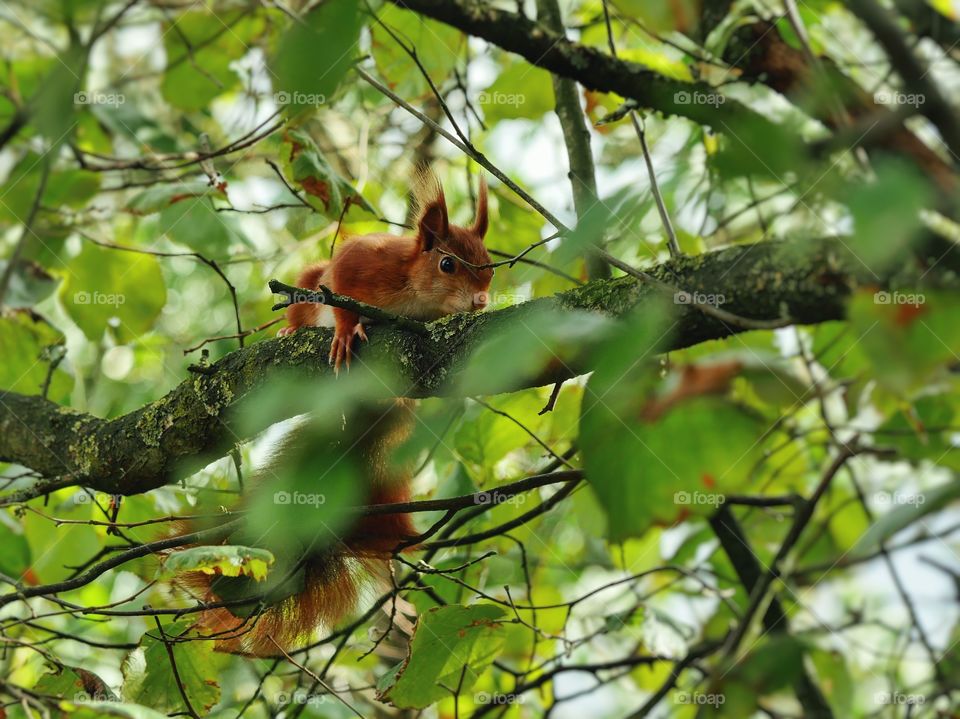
[472,176,488,240]
[414,167,448,252]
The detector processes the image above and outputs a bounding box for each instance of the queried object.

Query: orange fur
[281,171,493,371]
[174,173,493,656]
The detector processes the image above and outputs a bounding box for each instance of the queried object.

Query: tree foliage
[1,0,959,717]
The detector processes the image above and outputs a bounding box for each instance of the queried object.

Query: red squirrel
[178,171,493,655]
[279,171,493,372]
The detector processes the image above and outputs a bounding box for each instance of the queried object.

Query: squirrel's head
[409,171,493,318]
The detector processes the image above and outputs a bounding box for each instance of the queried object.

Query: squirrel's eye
[439,256,456,274]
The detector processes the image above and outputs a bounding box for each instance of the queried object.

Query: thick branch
[892,0,960,51]
[388,0,780,135]
[710,505,834,718]
[848,0,960,160]
[0,238,945,496]
[535,0,609,280]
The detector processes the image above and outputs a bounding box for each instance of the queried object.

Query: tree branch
[535,0,610,279]
[0,238,947,497]
[387,0,779,134]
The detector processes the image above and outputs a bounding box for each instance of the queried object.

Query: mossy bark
[0,237,950,496]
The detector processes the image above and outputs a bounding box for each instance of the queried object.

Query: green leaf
[58,243,167,342]
[372,4,463,99]
[0,522,31,582]
[479,61,555,122]
[127,181,222,215]
[612,0,701,33]
[0,311,71,401]
[161,11,263,111]
[163,545,274,580]
[878,396,960,470]
[0,259,59,308]
[377,604,507,709]
[270,0,363,112]
[454,392,548,473]
[284,129,376,216]
[207,560,306,619]
[0,154,99,225]
[122,621,227,714]
[844,158,932,275]
[582,307,768,541]
[809,649,854,715]
[30,43,85,143]
[36,665,117,703]
[717,636,808,714]
[847,288,960,396]
[850,480,960,560]
[454,305,612,395]
[67,703,170,719]
[238,416,364,553]
[157,193,251,253]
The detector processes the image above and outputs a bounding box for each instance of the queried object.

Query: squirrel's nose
[472,292,489,310]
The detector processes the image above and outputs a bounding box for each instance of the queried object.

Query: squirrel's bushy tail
[174,401,419,656]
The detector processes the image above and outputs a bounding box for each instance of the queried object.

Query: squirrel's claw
[329,324,366,375]
[329,334,350,374]
[277,325,297,337]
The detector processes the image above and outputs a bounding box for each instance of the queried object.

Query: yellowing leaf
[163,545,275,580]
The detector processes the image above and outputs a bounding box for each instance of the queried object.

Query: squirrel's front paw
[328,324,368,374]
[277,325,298,337]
